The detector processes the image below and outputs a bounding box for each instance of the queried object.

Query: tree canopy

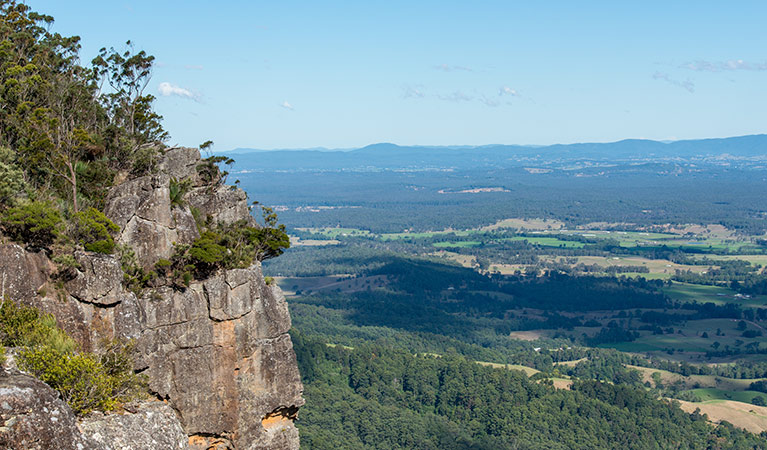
[0,0,167,213]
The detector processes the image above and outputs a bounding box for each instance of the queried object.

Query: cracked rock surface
[0,370,99,450]
[0,147,303,449]
[79,401,189,450]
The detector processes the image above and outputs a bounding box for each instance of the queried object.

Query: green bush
[1,298,146,416]
[96,339,147,402]
[162,244,196,289]
[250,205,291,261]
[187,231,227,276]
[158,207,289,288]
[71,207,120,254]
[0,298,76,354]
[1,201,63,248]
[152,258,174,283]
[215,209,290,267]
[154,258,172,271]
[248,224,291,262]
[19,346,118,415]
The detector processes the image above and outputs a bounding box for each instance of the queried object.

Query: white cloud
[434,64,473,72]
[401,84,518,107]
[280,101,294,110]
[652,72,695,93]
[681,59,767,72]
[158,82,196,99]
[499,86,520,97]
[402,85,426,99]
[479,95,500,107]
[438,91,473,102]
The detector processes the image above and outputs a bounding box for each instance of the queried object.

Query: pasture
[683,388,767,404]
[676,399,767,434]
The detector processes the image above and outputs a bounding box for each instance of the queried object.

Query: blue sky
[29,1,767,150]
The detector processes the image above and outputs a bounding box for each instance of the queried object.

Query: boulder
[187,185,251,226]
[158,147,202,183]
[79,401,189,450]
[0,244,51,302]
[66,251,129,306]
[0,370,101,450]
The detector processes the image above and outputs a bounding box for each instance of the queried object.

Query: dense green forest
[266,241,767,446]
[292,331,767,449]
[274,247,767,360]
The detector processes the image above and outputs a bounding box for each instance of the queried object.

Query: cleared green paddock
[683,388,767,404]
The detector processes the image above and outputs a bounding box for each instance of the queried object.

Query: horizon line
[219,133,767,153]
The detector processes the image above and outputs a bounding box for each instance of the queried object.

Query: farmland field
[683,388,767,404]
[270,213,767,432]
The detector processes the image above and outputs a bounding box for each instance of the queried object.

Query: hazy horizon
[223,133,765,153]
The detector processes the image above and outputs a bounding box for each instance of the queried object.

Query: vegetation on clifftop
[0,0,289,280]
[0,1,166,212]
[0,0,163,265]
[0,298,146,415]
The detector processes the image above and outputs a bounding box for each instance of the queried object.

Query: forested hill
[293,332,767,449]
[226,135,767,171]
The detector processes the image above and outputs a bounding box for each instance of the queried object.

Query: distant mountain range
[224,134,767,171]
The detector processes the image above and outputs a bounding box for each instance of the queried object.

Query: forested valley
[242,138,767,448]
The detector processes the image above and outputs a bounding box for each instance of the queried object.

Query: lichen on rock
[0,370,99,450]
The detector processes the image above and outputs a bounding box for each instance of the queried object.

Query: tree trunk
[66,159,78,213]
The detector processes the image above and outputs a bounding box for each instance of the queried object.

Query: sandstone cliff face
[0,365,189,450]
[0,147,303,449]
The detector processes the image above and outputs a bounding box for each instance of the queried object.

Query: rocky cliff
[0,148,303,449]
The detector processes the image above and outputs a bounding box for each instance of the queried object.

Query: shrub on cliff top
[0,298,75,353]
[187,230,228,276]
[71,207,120,254]
[0,298,146,416]
[1,201,63,249]
[161,213,290,288]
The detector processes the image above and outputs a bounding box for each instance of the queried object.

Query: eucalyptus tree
[0,0,167,211]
